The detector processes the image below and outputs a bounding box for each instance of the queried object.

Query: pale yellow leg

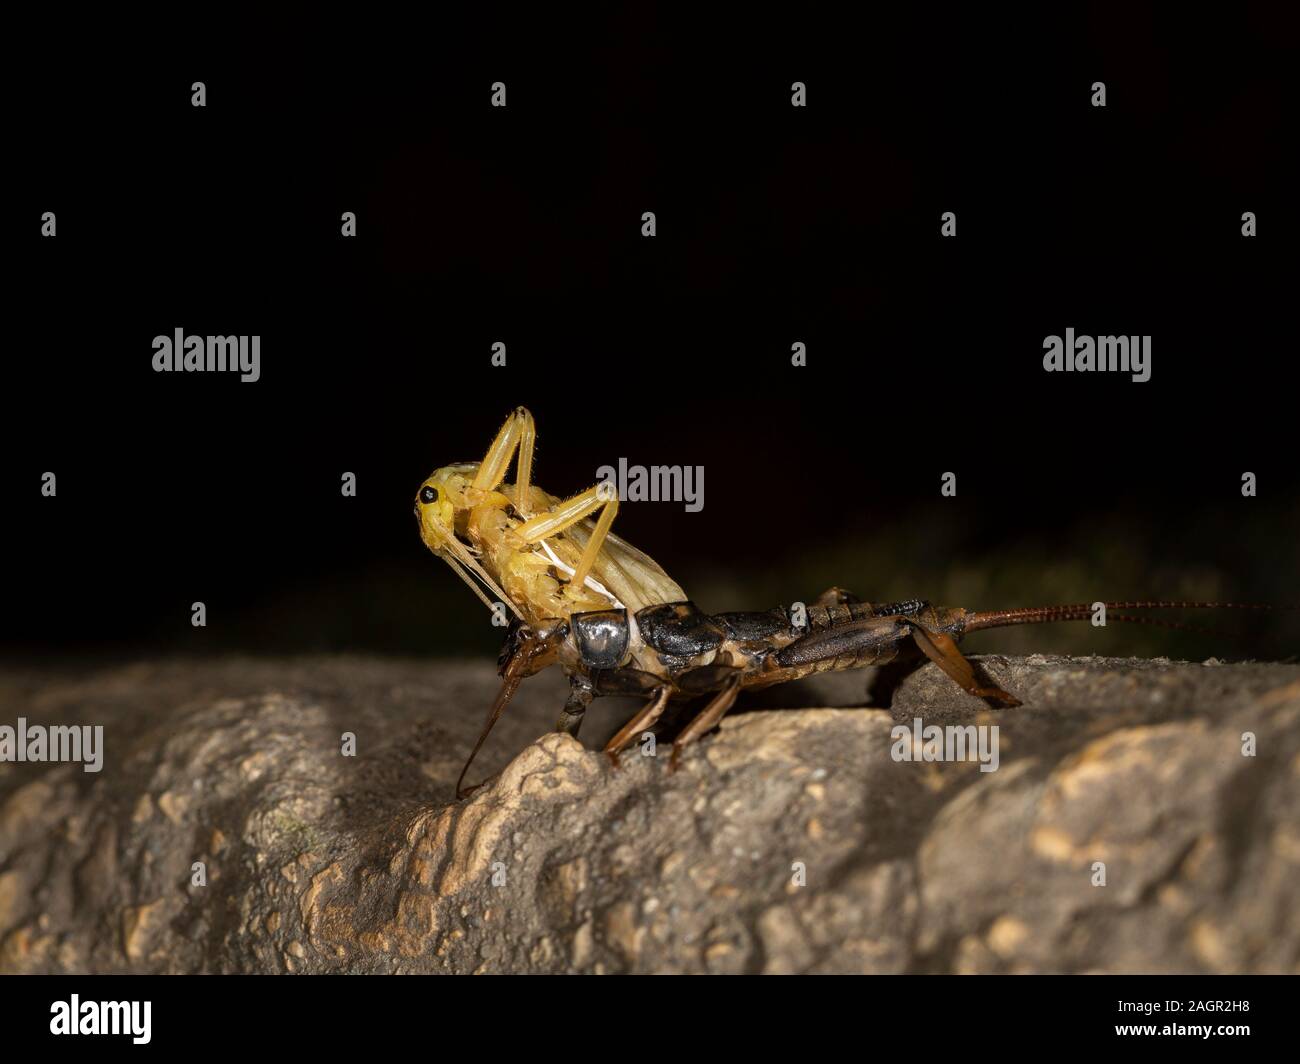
[512,482,620,589]
[472,407,536,504]
[570,488,618,588]
[514,412,536,515]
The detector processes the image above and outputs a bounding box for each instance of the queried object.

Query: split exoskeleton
[417,408,1279,798]
[414,407,1022,798]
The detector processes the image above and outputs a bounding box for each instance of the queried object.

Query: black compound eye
[419,486,439,504]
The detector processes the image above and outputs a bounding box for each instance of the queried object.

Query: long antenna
[442,552,503,614]
[433,526,525,621]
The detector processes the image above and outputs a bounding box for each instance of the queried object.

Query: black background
[0,971,1287,1050]
[8,7,1297,664]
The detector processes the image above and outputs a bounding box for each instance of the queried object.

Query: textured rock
[0,654,1297,973]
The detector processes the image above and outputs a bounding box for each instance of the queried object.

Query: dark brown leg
[670,675,743,770]
[555,678,593,737]
[602,686,672,764]
[906,624,1022,707]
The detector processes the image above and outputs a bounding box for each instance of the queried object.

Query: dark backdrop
[8,8,1297,663]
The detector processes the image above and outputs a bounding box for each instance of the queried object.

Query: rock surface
[0,654,1297,973]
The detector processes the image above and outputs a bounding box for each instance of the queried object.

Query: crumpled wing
[564,520,687,614]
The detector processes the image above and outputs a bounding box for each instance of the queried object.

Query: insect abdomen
[803,599,930,633]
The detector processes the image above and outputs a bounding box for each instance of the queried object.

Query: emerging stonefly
[417,407,1282,798]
